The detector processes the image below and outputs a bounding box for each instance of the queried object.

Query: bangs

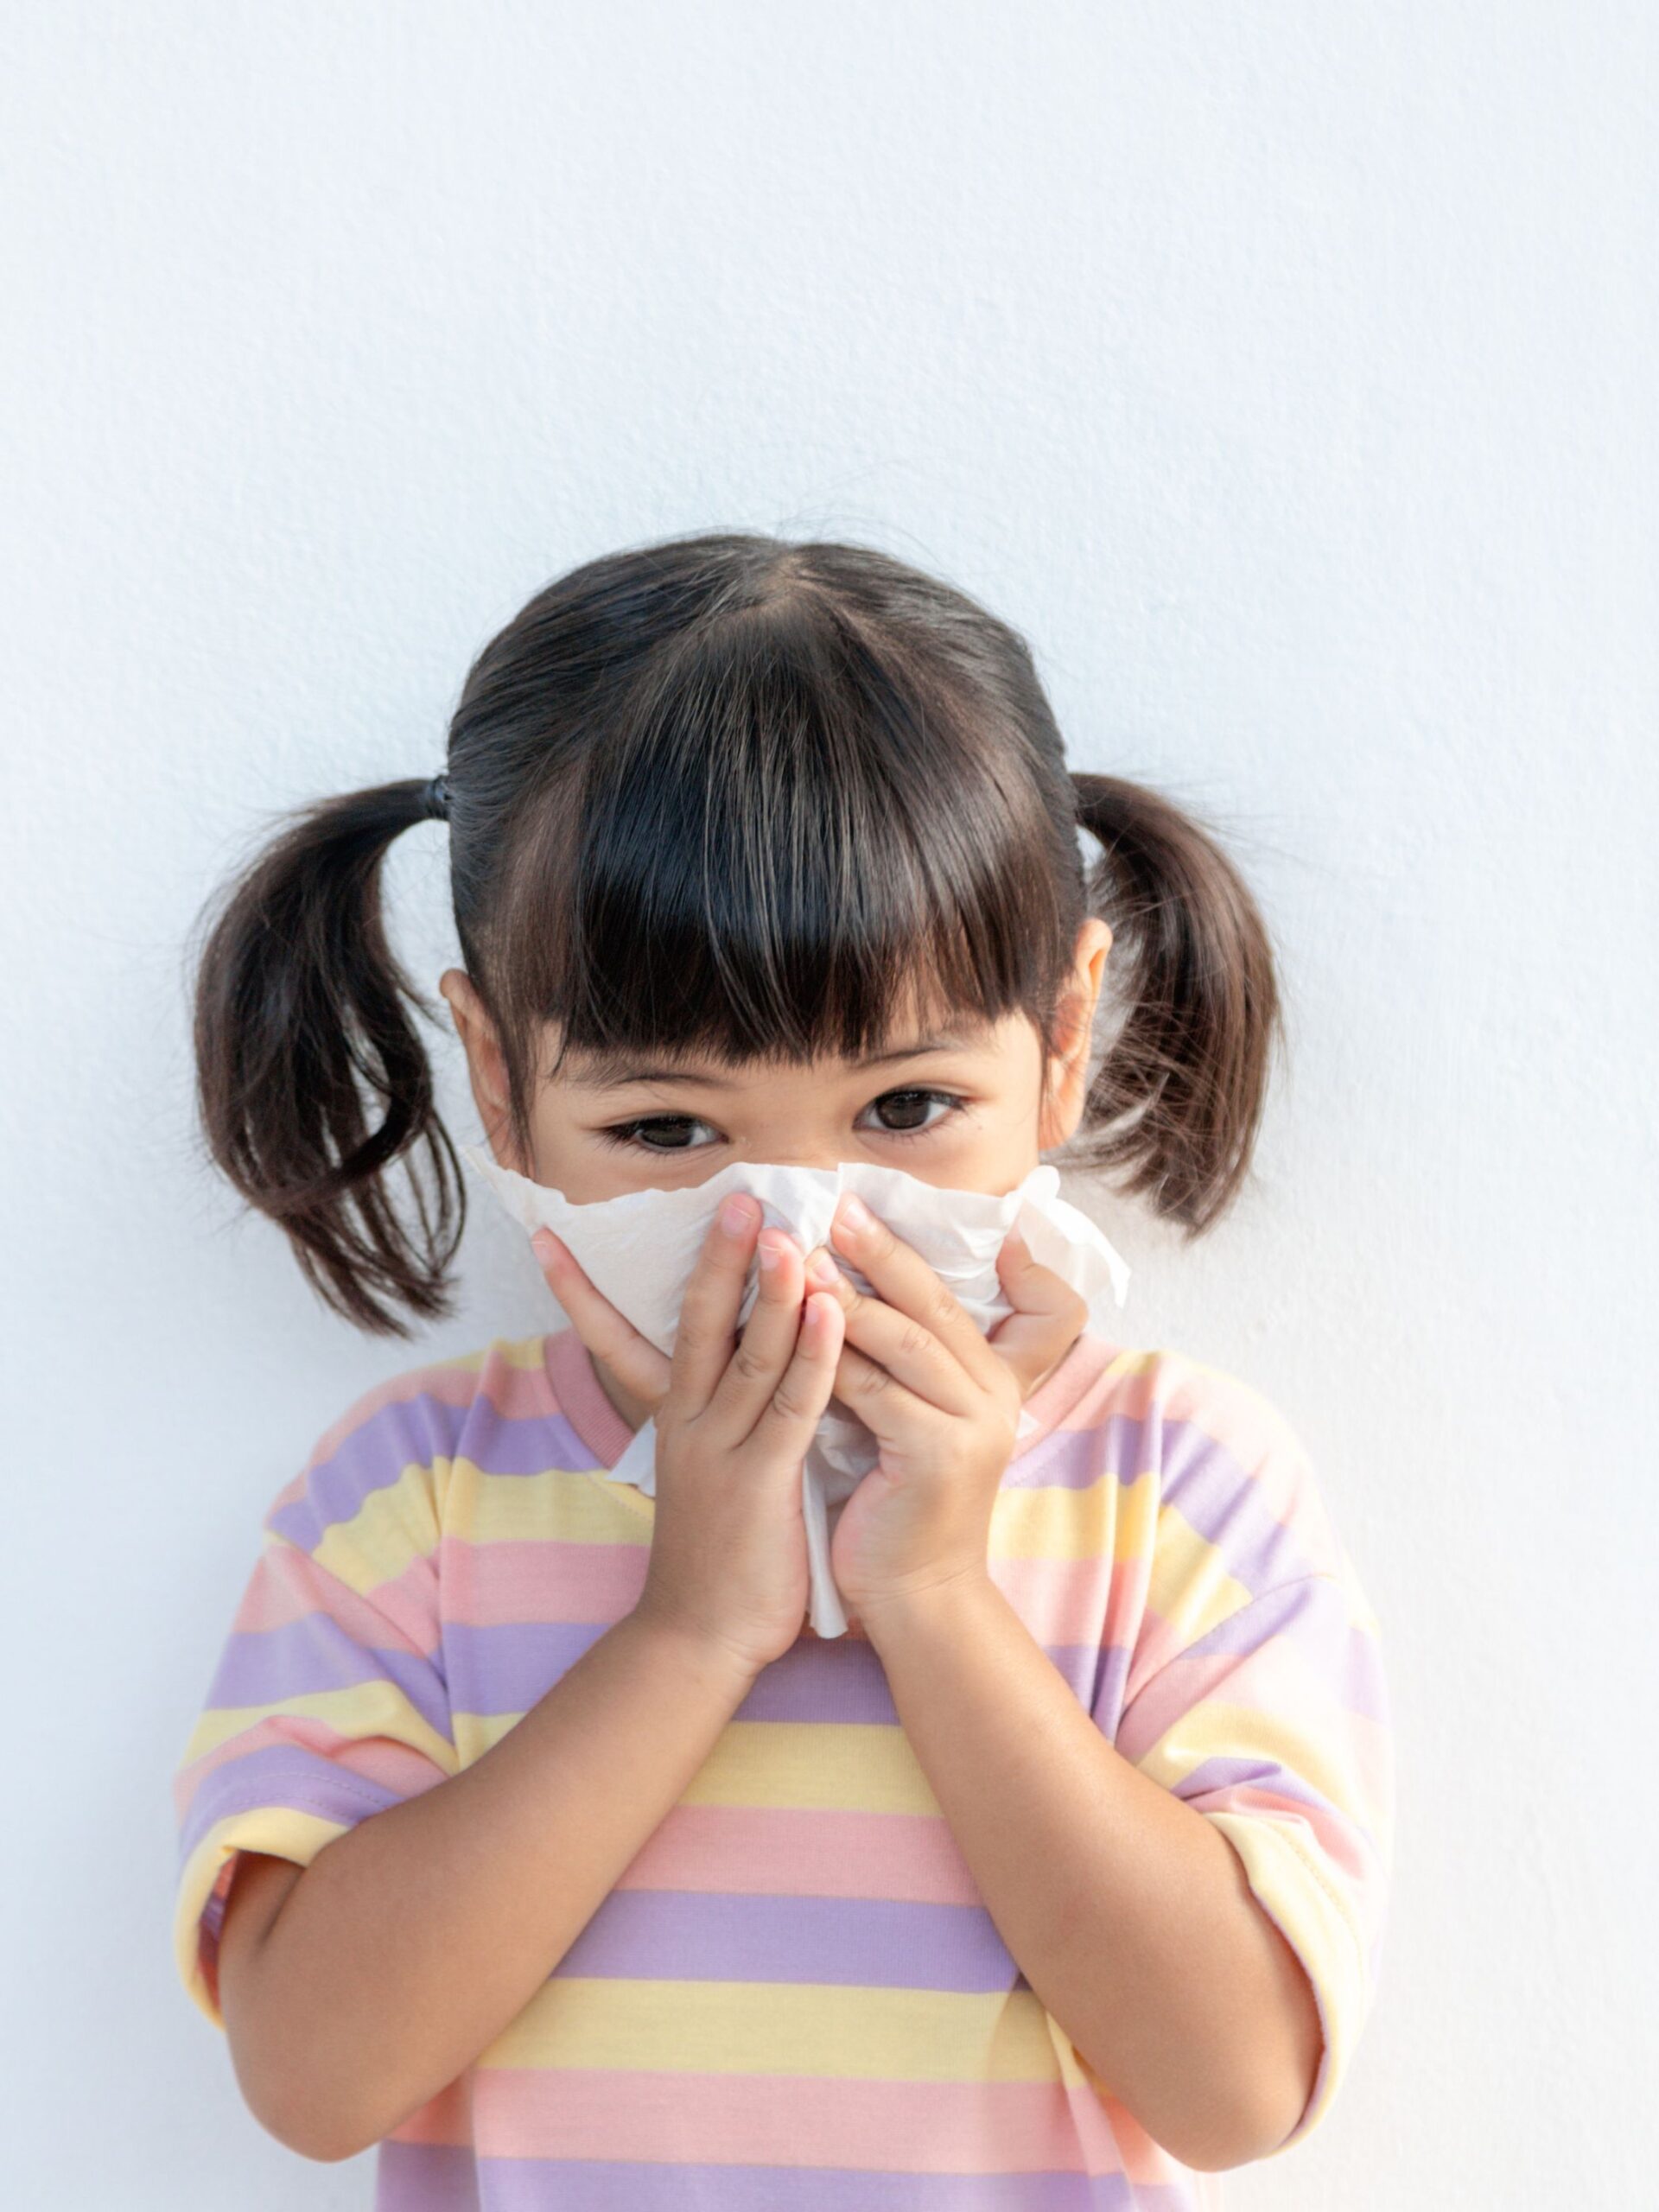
[488,591,1065,1088]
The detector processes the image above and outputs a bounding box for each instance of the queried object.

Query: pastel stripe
[170,1325,1392,2205]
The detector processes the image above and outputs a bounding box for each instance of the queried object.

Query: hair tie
[422,772,451,822]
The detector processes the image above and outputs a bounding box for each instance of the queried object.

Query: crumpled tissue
[461,1144,1131,1639]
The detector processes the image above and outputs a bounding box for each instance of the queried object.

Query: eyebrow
[562,1032,981,1091]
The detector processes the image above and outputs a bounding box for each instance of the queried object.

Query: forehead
[555,1004,1014,1091]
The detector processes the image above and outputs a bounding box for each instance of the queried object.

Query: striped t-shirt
[172,1323,1393,2209]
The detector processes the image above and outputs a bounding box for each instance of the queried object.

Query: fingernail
[838,1194,873,1234]
[806,1247,838,1286]
[531,1230,562,1268]
[721,1195,756,1237]
[758,1232,785,1270]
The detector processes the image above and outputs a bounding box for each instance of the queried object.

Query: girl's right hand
[531,1195,847,1679]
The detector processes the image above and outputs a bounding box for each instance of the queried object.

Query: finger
[823,1330,940,1441]
[531,1227,671,1406]
[665,1192,768,1415]
[748,1288,846,1459]
[984,1228,1091,1396]
[828,1198,1005,1391]
[703,1227,817,1438]
[806,1243,978,1418]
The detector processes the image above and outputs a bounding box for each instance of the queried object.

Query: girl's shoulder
[1069,1335,1375,1613]
[258,1332,559,1558]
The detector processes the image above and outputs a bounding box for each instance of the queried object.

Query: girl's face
[442,918,1112,1203]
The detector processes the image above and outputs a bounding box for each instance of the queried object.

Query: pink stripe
[478,1344,568,1423]
[173,1711,445,1823]
[438,1536,1141,1675]
[300,1356,489,1469]
[544,1327,635,1465]
[275,1338,566,1505]
[1121,1605,1199,1700]
[383,2072,474,2145]
[1164,1710,1391,1851]
[612,1804,984,1904]
[228,1538,442,1659]
[991,1534,1145,1648]
[1116,1622,1391,1815]
[1011,1332,1122,1450]
[468,2066,1183,2182]
[1041,1351,1340,1594]
[440,1534,645,1622]
[1093,1352,1275,1456]
[438,1530,1139,1645]
[1135,1358,1317,1532]
[264,1467,307,1516]
[1118,1622,1335,1756]
[1204,1783,1376,1891]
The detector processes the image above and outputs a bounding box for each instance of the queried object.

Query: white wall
[3,3,1653,2204]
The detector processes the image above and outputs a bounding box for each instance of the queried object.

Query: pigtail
[1067,771,1286,1234]
[187,776,464,1338]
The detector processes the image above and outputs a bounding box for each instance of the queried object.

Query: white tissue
[461,1145,1131,1638]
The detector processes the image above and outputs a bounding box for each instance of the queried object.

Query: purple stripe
[1154,1417,1325,1589]
[1122,1575,1389,1724]
[1168,1751,1350,1822]
[270,1391,459,1549]
[268,1393,607,1554]
[275,1397,1323,1613]
[1007,1410,1327,1595]
[373,2139,480,2209]
[380,2146,1180,2210]
[204,1613,452,1740]
[177,1740,404,1866]
[556,1887,1021,1993]
[438,1619,1101,1724]
[454,1395,612,1478]
[1089,1643,1135,1737]
[437,1605,1382,1738]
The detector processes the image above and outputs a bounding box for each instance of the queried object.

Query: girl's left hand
[815,1192,1090,1625]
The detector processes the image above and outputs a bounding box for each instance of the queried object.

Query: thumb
[986,1228,1089,1396]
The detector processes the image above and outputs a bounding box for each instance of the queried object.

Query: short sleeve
[169,1401,459,2031]
[1115,1560,1395,2158]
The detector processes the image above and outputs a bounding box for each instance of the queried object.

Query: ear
[439,968,527,1174]
[1037,919,1113,1151]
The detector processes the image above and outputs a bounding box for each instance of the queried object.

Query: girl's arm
[858,1569,1324,2174]
[216,1604,759,2164]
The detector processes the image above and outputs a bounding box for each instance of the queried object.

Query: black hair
[188,530,1284,1337]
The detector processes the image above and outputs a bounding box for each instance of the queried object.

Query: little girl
[171,531,1393,2209]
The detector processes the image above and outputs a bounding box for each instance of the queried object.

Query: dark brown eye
[594,1088,967,1155]
[596,1115,707,1153]
[866,1089,963,1138]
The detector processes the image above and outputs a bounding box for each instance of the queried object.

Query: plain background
[3,4,1654,2205]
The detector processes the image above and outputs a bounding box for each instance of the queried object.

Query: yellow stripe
[479,1976,1064,2079]
[988,1464,1158,1564]
[176,1681,457,1777]
[490,1332,552,1370]
[173,1806,353,2029]
[447,1461,655,1545]
[1207,1812,1370,2152]
[1143,1508,1258,1645]
[1132,1694,1363,1814]
[456,1713,941,1815]
[296,1459,441,1590]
